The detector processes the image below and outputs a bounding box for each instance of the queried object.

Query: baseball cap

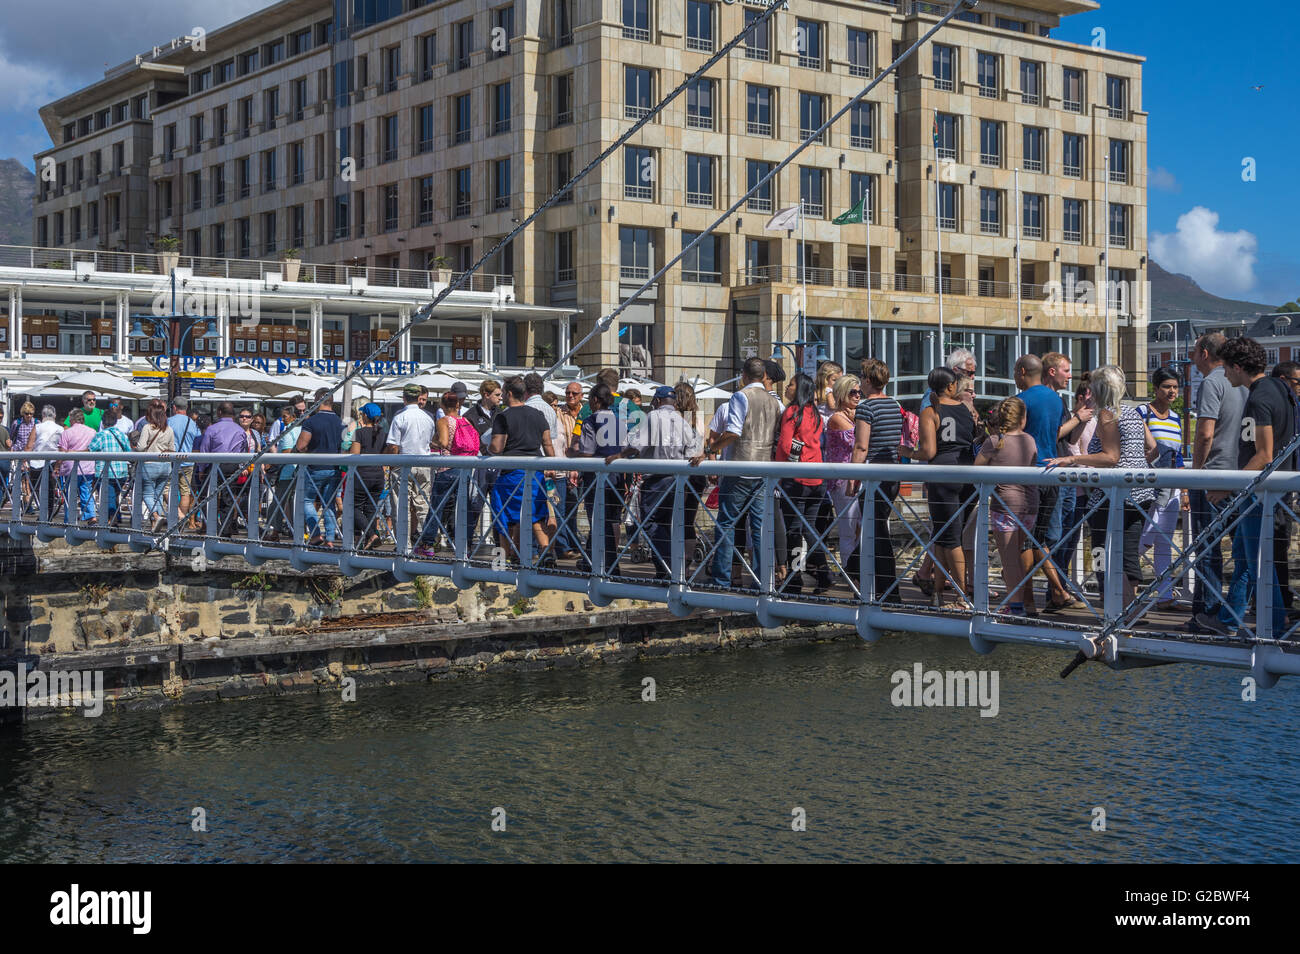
[654,386,676,401]
[403,383,422,398]
[360,402,383,420]
[448,381,468,399]
[172,396,189,409]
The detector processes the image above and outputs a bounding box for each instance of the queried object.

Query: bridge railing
[2,452,1299,679]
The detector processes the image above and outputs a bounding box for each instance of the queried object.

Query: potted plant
[155,235,181,275]
[281,248,303,283]
[428,254,452,285]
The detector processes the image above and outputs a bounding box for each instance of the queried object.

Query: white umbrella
[617,378,665,393]
[406,370,464,392]
[214,364,298,397]
[678,377,732,401]
[44,370,152,399]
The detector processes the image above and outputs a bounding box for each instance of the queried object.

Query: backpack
[450,416,480,456]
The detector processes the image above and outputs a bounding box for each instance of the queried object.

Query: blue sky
[1,0,1294,306]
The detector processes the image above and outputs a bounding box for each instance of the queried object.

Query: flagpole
[936,167,944,369]
[1015,167,1023,356]
[800,199,807,361]
[1104,153,1112,367]
[866,189,873,358]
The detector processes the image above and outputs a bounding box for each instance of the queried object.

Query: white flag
[765,205,802,231]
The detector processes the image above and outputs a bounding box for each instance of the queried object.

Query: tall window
[799,92,826,143]
[977,53,999,98]
[935,113,957,160]
[189,171,202,210]
[417,105,434,152]
[979,188,1002,235]
[212,166,226,205]
[799,166,825,218]
[625,67,653,119]
[262,211,277,255]
[416,175,434,225]
[624,146,654,199]
[454,93,471,143]
[555,151,574,202]
[262,149,277,192]
[419,32,436,81]
[383,45,400,92]
[796,19,823,69]
[1020,60,1042,105]
[686,78,713,129]
[681,232,720,283]
[744,8,770,60]
[850,103,874,150]
[848,28,873,77]
[1108,203,1130,247]
[1063,67,1084,113]
[238,217,251,258]
[292,78,308,120]
[933,43,955,90]
[454,167,472,217]
[849,173,875,222]
[938,183,958,231]
[382,114,399,162]
[686,1,714,52]
[556,230,576,282]
[1063,198,1083,244]
[494,157,512,209]
[383,184,398,231]
[291,205,304,248]
[264,87,279,130]
[1023,127,1045,172]
[555,73,574,126]
[455,20,473,70]
[211,223,225,257]
[333,196,349,240]
[492,5,515,58]
[686,154,713,207]
[554,0,574,47]
[619,226,652,279]
[1063,133,1083,178]
[746,84,773,136]
[1108,139,1129,183]
[1023,193,1044,239]
[493,82,511,134]
[747,159,774,212]
[1106,75,1128,118]
[622,0,650,41]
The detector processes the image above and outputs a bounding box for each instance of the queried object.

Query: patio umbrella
[43,369,152,399]
[214,364,298,397]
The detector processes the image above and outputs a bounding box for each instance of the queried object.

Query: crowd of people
[3,332,1296,635]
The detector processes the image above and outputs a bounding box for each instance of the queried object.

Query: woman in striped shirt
[1138,367,1187,610]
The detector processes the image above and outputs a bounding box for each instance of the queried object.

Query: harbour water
[1,634,1296,863]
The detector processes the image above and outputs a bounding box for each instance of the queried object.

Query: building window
[1063,67,1084,113]
[977,52,999,98]
[415,175,434,225]
[382,114,399,162]
[1023,127,1045,173]
[214,105,228,143]
[1108,203,1130,248]
[190,115,205,153]
[417,105,434,153]
[494,157,512,210]
[333,196,349,240]
[291,28,312,56]
[88,202,98,236]
[163,123,177,160]
[493,82,511,134]
[239,50,259,76]
[189,171,202,211]
[238,217,252,257]
[292,78,308,121]
[419,32,436,81]
[624,146,654,200]
[938,183,958,232]
[453,167,472,217]
[383,45,400,92]
[625,67,653,120]
[1020,60,1042,106]
[686,154,713,207]
[455,20,473,70]
[686,78,713,130]
[212,165,226,205]
[979,120,1002,166]
[237,156,252,198]
[262,211,277,255]
[555,151,574,203]
[555,73,574,126]
[1063,133,1083,178]
[850,102,874,150]
[212,223,225,257]
[264,39,284,66]
[492,5,515,57]
[70,208,81,241]
[262,149,277,192]
[1108,139,1130,183]
[264,87,279,130]
[796,19,823,70]
[746,84,773,136]
[935,113,957,160]
[622,0,650,42]
[454,93,471,143]
[744,7,770,61]
[979,188,1002,235]
[686,1,714,51]
[848,28,874,78]
[383,184,398,231]
[291,205,304,248]
[799,92,826,143]
[1023,193,1044,239]
[849,173,876,223]
[553,0,574,47]
[556,230,576,283]
[239,97,254,138]
[1063,198,1083,244]
[799,166,825,219]
[744,238,770,280]
[747,159,774,212]
[355,190,366,237]
[933,43,955,91]
[1106,75,1128,119]
[682,232,720,283]
[619,226,652,279]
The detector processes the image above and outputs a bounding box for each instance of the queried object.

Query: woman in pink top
[57,408,97,523]
[976,397,1040,616]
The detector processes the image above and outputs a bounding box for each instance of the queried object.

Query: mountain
[0,158,35,247]
[1147,260,1273,323]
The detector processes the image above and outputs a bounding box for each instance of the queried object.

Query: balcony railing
[850,134,874,150]
[625,104,651,120]
[980,152,1000,167]
[1064,228,1082,244]
[686,191,713,208]
[849,63,873,78]
[934,77,954,91]
[1023,224,1043,239]
[1024,158,1043,173]
[745,44,769,61]
[624,184,652,200]
[939,215,956,231]
[747,120,772,137]
[980,221,1001,236]
[802,201,825,219]
[937,146,956,161]
[978,85,998,99]
[556,110,572,126]
[1063,99,1082,114]
[454,129,471,144]
[801,127,825,144]
[620,265,651,280]
[1108,104,1126,119]
[1022,92,1041,106]
[1064,163,1081,178]
[682,269,721,284]
[686,35,713,52]
[623,25,650,41]
[797,54,823,70]
[686,112,713,130]
[1109,169,1128,184]
[747,196,773,212]
[556,267,576,283]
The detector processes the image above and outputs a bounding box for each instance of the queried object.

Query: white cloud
[1151,207,1258,296]
[0,51,67,113]
[1149,166,1181,193]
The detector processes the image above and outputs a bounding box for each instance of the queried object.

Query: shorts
[177,466,194,497]
[1024,484,1060,552]
[990,509,1033,534]
[490,469,548,535]
[928,482,974,549]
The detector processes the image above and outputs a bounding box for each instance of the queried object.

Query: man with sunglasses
[64,391,103,431]
[552,383,584,557]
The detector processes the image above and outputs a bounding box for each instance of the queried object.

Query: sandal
[1044,597,1082,613]
[913,573,935,597]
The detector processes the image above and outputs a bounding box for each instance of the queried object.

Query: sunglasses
[848,389,862,397]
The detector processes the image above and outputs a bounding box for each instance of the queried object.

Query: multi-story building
[29,0,1148,401]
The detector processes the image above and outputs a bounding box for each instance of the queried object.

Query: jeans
[553,477,583,553]
[1140,491,1183,600]
[1190,489,1226,616]
[68,473,95,522]
[640,474,676,572]
[417,470,458,547]
[710,476,765,587]
[867,481,900,598]
[1220,496,1286,634]
[779,479,830,586]
[141,461,170,519]
[304,467,340,542]
[97,474,126,524]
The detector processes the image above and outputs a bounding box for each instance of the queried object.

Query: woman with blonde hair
[826,374,862,574]
[815,360,844,424]
[976,396,1039,615]
[1047,365,1157,604]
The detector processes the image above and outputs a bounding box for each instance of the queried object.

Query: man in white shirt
[523,373,563,454]
[384,382,437,546]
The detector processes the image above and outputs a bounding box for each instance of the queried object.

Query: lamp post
[130,270,221,405]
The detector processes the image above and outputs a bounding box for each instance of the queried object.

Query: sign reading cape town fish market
[147,356,423,376]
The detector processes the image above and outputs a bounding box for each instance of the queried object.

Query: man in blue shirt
[167,397,200,528]
[1014,354,1076,612]
[295,388,346,545]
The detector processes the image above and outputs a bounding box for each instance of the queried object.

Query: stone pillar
[8,287,23,360]
[216,293,230,359]
[310,300,323,359]
[115,291,130,362]
[480,309,495,373]
[397,306,412,363]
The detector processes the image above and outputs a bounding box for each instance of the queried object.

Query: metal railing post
[759,477,775,594]
[292,465,306,547]
[972,482,991,615]
[1104,485,1124,620]
[592,472,606,578]
[130,460,143,532]
[861,480,876,603]
[341,462,355,552]
[1258,491,1275,641]
[670,474,685,582]
[519,466,535,568]
[246,459,261,541]
[454,467,469,563]
[394,465,410,556]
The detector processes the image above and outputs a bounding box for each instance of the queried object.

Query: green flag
[833,195,868,225]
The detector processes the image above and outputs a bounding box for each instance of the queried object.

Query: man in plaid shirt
[89,407,132,524]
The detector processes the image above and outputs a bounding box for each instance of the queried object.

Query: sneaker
[413,546,438,559]
[1194,612,1231,636]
